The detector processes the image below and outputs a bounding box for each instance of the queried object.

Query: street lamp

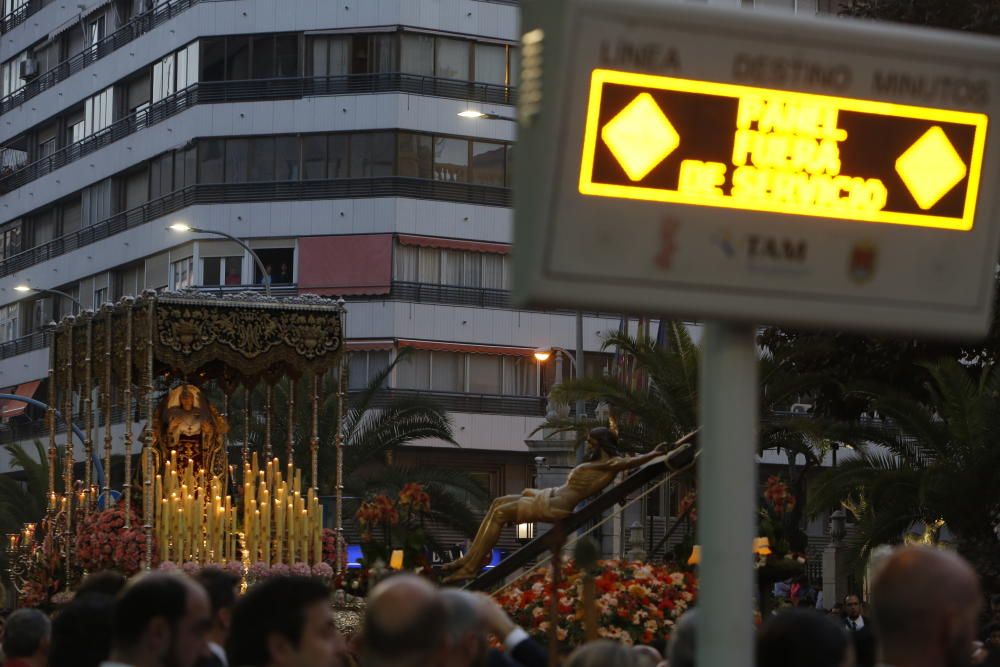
[456,110,517,122]
[167,223,271,296]
[13,284,84,311]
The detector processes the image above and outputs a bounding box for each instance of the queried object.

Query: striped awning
[396,234,510,255]
[0,379,41,419]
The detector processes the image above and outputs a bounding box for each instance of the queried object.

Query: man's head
[585,428,621,462]
[76,570,127,600]
[228,576,344,667]
[667,609,697,667]
[871,546,981,667]
[194,568,241,645]
[757,609,852,667]
[987,622,1000,647]
[113,572,211,667]
[3,608,50,664]
[844,594,862,620]
[438,589,488,667]
[361,574,446,667]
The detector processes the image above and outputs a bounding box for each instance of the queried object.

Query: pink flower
[225,560,245,577]
[158,560,179,572]
[290,562,311,577]
[312,562,334,581]
[269,563,290,578]
[181,561,201,576]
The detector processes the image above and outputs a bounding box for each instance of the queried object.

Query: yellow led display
[578,69,989,231]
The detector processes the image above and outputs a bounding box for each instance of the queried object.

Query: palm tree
[544,323,835,552]
[807,359,1000,584]
[0,441,54,539]
[235,351,489,538]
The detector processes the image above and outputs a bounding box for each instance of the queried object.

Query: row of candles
[155,450,324,565]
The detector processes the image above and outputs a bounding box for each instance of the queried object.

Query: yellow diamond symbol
[601,92,680,182]
[895,126,967,210]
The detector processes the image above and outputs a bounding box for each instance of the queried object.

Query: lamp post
[535,346,581,422]
[167,223,271,296]
[13,285,84,312]
[457,110,517,122]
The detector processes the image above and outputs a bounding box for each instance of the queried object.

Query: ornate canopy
[59,290,345,388]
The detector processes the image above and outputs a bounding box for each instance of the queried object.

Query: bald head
[361,574,445,667]
[872,546,981,663]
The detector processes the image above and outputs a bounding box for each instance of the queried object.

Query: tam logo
[747,235,808,263]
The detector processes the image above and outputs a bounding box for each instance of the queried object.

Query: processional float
[6,291,347,603]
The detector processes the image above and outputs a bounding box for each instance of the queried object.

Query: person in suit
[194,568,241,667]
[870,546,981,667]
[843,594,876,667]
[229,576,347,667]
[100,572,212,667]
[438,589,547,667]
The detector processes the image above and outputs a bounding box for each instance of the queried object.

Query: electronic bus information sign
[512,0,1000,336]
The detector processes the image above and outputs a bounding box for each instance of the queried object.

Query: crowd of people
[0,545,993,667]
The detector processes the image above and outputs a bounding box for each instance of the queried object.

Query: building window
[171,257,194,289]
[0,303,18,343]
[225,138,249,183]
[471,142,506,186]
[347,350,391,390]
[474,44,507,86]
[199,140,225,184]
[398,133,432,179]
[93,286,108,307]
[395,350,431,390]
[84,87,115,136]
[400,34,434,77]
[1,50,28,98]
[393,350,535,396]
[349,132,394,178]
[435,38,470,80]
[433,137,469,182]
[253,248,294,285]
[0,221,21,260]
[203,256,242,286]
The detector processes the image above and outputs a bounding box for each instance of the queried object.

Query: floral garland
[495,560,698,647]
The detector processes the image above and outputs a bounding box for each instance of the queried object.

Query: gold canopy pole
[143,297,155,570]
[334,298,347,573]
[310,375,318,491]
[264,384,272,462]
[47,331,57,512]
[242,387,250,473]
[62,317,74,581]
[287,379,295,470]
[84,315,93,512]
[123,300,134,528]
[102,307,113,509]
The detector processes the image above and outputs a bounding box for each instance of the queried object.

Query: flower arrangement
[495,560,698,647]
[355,485,433,569]
[290,562,312,577]
[312,562,334,583]
[763,476,796,516]
[181,561,201,577]
[158,560,179,572]
[75,506,155,576]
[224,560,245,578]
[270,563,291,578]
[677,490,697,524]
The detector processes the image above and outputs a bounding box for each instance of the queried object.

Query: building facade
[0,0,842,557]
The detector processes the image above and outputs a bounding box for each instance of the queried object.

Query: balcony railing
[360,388,545,416]
[0,74,515,192]
[0,0,222,115]
[0,0,41,35]
[0,328,48,360]
[389,281,512,309]
[0,176,510,278]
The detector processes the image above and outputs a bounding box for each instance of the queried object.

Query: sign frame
[513,0,1000,338]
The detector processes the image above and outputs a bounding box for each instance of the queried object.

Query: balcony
[0,0,219,115]
[0,0,41,35]
[0,328,47,360]
[0,74,515,193]
[0,177,511,278]
[389,281,511,309]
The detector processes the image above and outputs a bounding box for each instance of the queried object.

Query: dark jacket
[487,634,548,667]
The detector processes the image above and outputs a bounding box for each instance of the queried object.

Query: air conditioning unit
[18,58,39,81]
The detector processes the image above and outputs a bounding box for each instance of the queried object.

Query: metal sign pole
[697,321,758,666]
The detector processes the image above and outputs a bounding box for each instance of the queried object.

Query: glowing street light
[168,223,270,296]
